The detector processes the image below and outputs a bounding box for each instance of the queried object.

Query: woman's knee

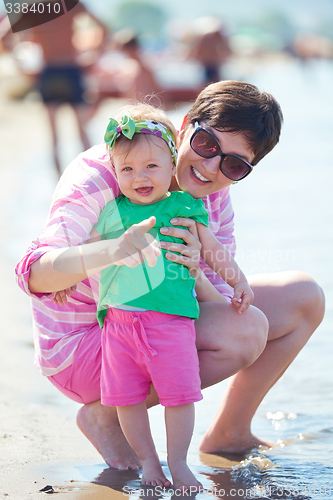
[286,271,325,325]
[237,306,269,367]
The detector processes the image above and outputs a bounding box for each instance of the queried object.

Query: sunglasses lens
[191,130,220,158]
[191,126,252,181]
[221,156,250,181]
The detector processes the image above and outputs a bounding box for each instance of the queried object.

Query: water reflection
[84,452,277,500]
[73,454,251,500]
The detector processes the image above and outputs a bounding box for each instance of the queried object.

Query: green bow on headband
[104,112,178,165]
[104,113,136,148]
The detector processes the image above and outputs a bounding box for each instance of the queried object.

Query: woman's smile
[190,166,210,183]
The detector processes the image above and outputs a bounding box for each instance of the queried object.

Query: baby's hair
[109,102,178,165]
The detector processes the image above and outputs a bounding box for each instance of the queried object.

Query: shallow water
[2,58,333,498]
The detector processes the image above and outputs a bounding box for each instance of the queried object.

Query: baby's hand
[53,285,77,306]
[113,217,161,268]
[230,280,254,314]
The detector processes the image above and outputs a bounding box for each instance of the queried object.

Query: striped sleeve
[15,144,120,299]
[14,145,120,376]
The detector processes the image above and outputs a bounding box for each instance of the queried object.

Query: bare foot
[77,401,141,469]
[141,456,171,487]
[168,459,202,492]
[199,429,276,454]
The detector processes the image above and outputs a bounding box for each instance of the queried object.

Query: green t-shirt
[94,191,209,327]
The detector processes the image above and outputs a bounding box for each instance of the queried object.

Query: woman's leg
[117,402,171,487]
[195,302,269,389]
[165,404,202,491]
[77,402,141,469]
[199,271,325,453]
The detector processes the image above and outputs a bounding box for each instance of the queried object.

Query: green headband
[104,113,178,165]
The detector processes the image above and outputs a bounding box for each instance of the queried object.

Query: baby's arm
[194,269,228,303]
[53,286,77,305]
[196,223,254,313]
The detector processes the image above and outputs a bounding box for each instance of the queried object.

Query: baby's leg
[117,402,171,487]
[165,403,202,492]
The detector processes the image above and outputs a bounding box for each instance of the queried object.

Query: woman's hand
[159,217,202,277]
[230,280,254,314]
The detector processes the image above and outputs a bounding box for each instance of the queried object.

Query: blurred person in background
[189,17,232,84]
[112,29,162,104]
[0,0,108,177]
[291,33,333,62]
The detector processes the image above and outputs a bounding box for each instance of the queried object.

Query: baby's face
[113,135,176,205]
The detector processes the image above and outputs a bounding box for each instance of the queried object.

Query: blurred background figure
[189,17,232,83]
[0,0,108,177]
[291,33,333,62]
[86,28,163,108]
[113,28,161,101]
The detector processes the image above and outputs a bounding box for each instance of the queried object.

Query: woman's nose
[201,156,221,174]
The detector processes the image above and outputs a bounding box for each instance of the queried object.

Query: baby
[54,103,254,491]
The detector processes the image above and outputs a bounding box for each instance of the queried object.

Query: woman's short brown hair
[186,80,283,165]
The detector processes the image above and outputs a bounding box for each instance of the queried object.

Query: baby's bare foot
[141,456,171,487]
[168,459,202,492]
[77,401,141,470]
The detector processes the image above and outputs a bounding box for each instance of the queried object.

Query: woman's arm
[29,217,159,293]
[15,145,120,297]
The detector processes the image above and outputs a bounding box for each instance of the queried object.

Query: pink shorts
[101,308,203,407]
[47,322,102,404]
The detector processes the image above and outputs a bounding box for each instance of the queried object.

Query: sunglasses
[190,122,253,181]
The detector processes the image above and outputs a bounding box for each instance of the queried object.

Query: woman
[16,81,325,469]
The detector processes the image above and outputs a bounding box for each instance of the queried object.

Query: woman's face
[175,123,255,198]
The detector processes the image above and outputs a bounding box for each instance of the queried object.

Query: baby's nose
[134,169,149,180]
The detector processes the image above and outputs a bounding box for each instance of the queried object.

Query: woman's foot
[141,456,171,487]
[77,401,141,469]
[199,428,276,454]
[168,459,202,492]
